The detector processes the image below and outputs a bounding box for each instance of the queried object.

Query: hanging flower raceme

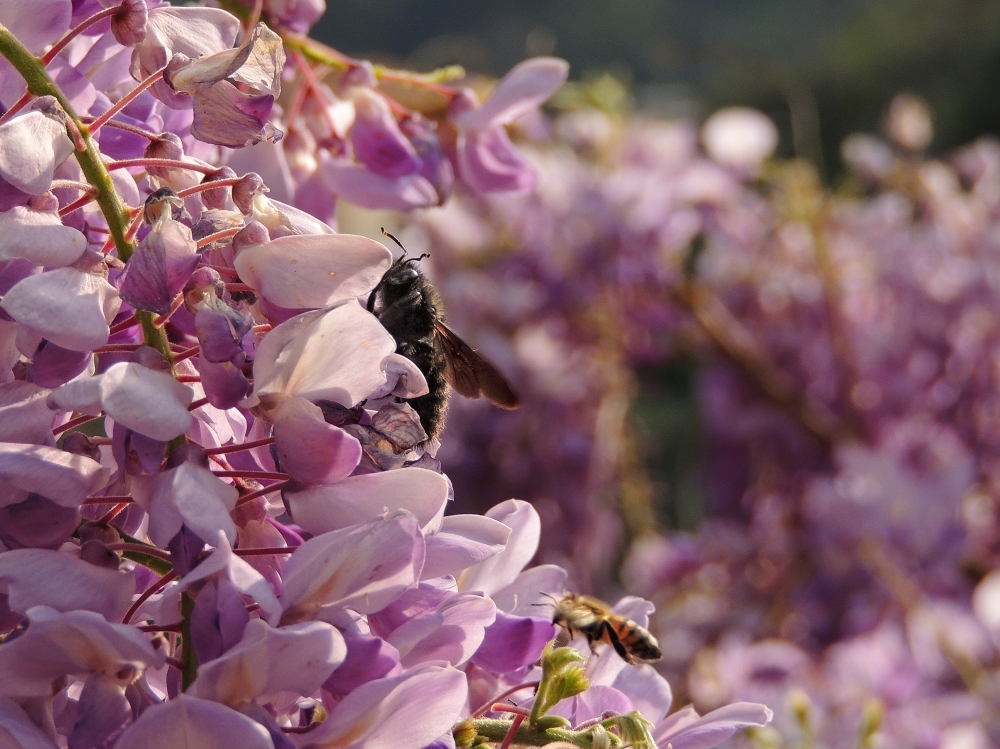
[0,3,774,748]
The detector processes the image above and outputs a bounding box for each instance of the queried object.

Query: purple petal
[195,306,245,364]
[654,703,774,749]
[233,232,392,310]
[285,467,449,535]
[0,112,75,194]
[457,126,536,194]
[458,499,540,596]
[115,695,273,749]
[0,495,80,550]
[147,462,238,547]
[324,631,402,698]
[549,686,634,726]
[198,356,253,410]
[302,665,468,749]
[0,549,134,621]
[0,444,109,509]
[611,663,674,725]
[388,592,496,668]
[190,82,282,149]
[119,218,199,315]
[0,204,86,265]
[319,158,438,211]
[423,514,510,580]
[0,695,58,748]
[69,674,131,749]
[453,58,569,131]
[350,89,421,179]
[29,339,92,389]
[190,577,251,663]
[0,381,56,445]
[471,612,556,673]
[272,396,361,485]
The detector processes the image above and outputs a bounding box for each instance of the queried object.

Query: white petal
[99,362,194,441]
[0,112,74,195]
[0,206,87,266]
[115,694,273,749]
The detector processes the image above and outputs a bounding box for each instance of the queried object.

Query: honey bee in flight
[550,593,662,665]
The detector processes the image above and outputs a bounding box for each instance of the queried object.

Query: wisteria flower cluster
[0,2,772,749]
[411,88,1000,747]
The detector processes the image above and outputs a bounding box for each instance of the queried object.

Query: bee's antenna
[380,227,408,258]
[535,592,560,608]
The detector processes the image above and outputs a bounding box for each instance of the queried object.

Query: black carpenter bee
[366,229,520,439]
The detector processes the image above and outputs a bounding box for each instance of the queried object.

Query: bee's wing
[434,321,521,409]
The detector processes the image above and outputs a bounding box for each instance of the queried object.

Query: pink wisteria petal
[388,592,496,668]
[0,696,60,749]
[191,619,345,707]
[98,362,194,441]
[653,702,774,749]
[0,205,87,267]
[115,694,273,749]
[0,607,162,698]
[0,265,121,352]
[319,159,439,211]
[252,301,396,412]
[470,612,555,674]
[422,514,510,581]
[233,232,392,309]
[0,443,109,509]
[0,549,134,622]
[457,499,540,596]
[279,512,425,624]
[0,381,56,446]
[118,218,199,315]
[290,665,468,749]
[167,24,283,97]
[549,685,634,726]
[272,397,362,485]
[453,57,569,131]
[457,126,536,194]
[189,82,282,149]
[610,663,674,725]
[0,113,75,196]
[286,467,449,535]
[178,532,281,626]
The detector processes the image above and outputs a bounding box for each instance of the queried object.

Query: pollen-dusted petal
[115,695,273,749]
[272,397,361,485]
[147,461,238,547]
[252,301,396,411]
[233,232,392,310]
[0,549,134,621]
[0,113,74,196]
[457,126,536,194]
[294,665,468,749]
[0,607,162,699]
[0,443,110,509]
[0,263,121,352]
[422,514,511,580]
[319,159,438,211]
[286,467,448,536]
[0,205,85,267]
[119,218,199,315]
[453,57,569,131]
[350,89,421,179]
[190,618,345,707]
[97,362,194,441]
[279,512,424,623]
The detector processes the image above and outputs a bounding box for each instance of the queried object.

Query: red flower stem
[53,413,99,436]
[139,624,182,633]
[0,91,32,124]
[205,437,276,455]
[226,283,255,293]
[109,313,139,335]
[290,50,342,137]
[188,397,210,411]
[173,345,201,363]
[500,713,526,749]
[82,496,133,505]
[58,193,95,217]
[233,547,294,556]
[176,375,201,383]
[41,4,124,65]
[212,470,290,480]
[492,705,531,716]
[196,227,241,248]
[177,177,244,199]
[284,75,309,128]
[472,682,541,717]
[97,502,131,525]
[164,656,183,671]
[153,294,186,326]
[244,0,264,36]
[88,68,165,134]
[93,343,141,353]
[105,157,219,175]
[235,481,287,507]
[81,116,159,141]
[124,571,178,624]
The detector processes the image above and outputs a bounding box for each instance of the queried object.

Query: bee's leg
[602,622,632,664]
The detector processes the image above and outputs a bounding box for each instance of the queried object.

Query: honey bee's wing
[433,321,521,409]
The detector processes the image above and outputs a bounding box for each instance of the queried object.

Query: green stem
[179,593,199,689]
[0,22,173,364]
[469,719,615,749]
